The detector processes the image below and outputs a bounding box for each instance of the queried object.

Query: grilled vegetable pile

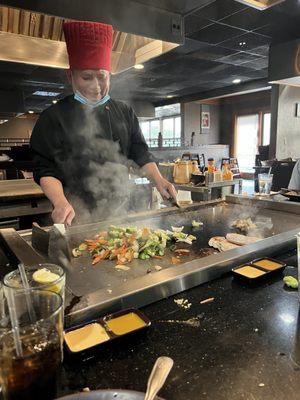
[72,225,196,266]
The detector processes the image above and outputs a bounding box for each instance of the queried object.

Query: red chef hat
[63,20,113,71]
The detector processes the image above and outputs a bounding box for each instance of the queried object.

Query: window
[262,113,271,146]
[236,114,259,173]
[140,121,150,141]
[140,116,181,147]
[150,120,159,139]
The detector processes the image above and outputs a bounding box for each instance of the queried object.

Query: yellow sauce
[235,266,266,278]
[253,259,282,271]
[64,323,110,352]
[106,312,146,335]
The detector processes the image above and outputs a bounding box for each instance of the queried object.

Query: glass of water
[258,173,273,195]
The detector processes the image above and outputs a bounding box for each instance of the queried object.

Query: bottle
[207,158,215,173]
[222,162,233,181]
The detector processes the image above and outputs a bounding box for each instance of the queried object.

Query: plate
[56,389,163,400]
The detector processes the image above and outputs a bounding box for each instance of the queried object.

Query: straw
[6,289,23,357]
[268,167,271,177]
[18,264,36,323]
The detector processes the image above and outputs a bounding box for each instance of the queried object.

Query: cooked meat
[231,217,257,233]
[208,236,240,252]
[226,233,261,246]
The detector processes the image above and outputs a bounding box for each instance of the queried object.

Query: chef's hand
[52,201,75,226]
[155,178,177,201]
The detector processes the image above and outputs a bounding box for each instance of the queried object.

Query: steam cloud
[56,104,151,224]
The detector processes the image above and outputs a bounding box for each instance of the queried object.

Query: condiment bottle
[207,158,215,173]
[222,162,233,181]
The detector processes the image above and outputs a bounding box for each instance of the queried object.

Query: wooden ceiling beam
[19,9,29,36]
[1,7,9,32]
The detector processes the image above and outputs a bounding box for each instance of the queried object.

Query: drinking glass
[3,264,65,302]
[258,173,273,195]
[0,289,63,400]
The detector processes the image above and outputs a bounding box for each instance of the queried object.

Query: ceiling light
[33,91,60,97]
[239,42,247,47]
[134,64,144,70]
[235,0,286,10]
[0,119,8,124]
[52,100,58,104]
[167,95,174,98]
[28,110,34,114]
[233,79,242,84]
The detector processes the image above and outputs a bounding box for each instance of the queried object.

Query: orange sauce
[253,259,282,271]
[106,312,146,335]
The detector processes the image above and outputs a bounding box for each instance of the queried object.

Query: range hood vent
[235,0,286,10]
[269,39,300,87]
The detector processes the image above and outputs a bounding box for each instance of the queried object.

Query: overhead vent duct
[0,6,178,74]
[235,0,286,10]
[269,39,300,87]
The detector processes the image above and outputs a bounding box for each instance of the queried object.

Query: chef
[30,20,176,225]
[288,159,300,190]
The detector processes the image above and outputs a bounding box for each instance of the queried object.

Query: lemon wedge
[32,268,61,294]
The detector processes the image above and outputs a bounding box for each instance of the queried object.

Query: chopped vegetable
[171,226,184,233]
[78,243,88,251]
[72,248,82,258]
[192,220,203,228]
[283,276,298,289]
[73,224,196,267]
[171,256,181,265]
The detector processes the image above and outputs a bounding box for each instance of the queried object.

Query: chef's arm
[40,177,75,225]
[141,162,177,200]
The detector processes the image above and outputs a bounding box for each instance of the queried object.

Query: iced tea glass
[258,173,273,195]
[3,263,65,303]
[0,289,63,400]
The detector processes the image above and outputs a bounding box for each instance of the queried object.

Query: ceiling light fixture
[167,95,174,98]
[235,0,286,10]
[134,64,144,70]
[52,100,58,104]
[28,110,34,114]
[33,91,60,97]
[233,79,242,84]
[239,42,247,47]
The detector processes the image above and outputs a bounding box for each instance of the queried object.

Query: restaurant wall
[220,90,271,155]
[275,85,300,160]
[0,116,37,139]
[182,102,220,145]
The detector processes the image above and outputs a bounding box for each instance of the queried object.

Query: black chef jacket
[30,95,155,213]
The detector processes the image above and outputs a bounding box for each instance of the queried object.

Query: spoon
[144,356,174,400]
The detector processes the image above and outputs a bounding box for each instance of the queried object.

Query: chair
[270,161,296,191]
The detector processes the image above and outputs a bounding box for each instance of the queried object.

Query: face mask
[74,90,110,108]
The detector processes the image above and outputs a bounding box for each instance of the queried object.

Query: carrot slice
[92,255,102,265]
[174,249,190,254]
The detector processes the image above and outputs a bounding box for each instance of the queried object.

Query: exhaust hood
[235,0,286,10]
[0,6,178,74]
[269,39,300,87]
